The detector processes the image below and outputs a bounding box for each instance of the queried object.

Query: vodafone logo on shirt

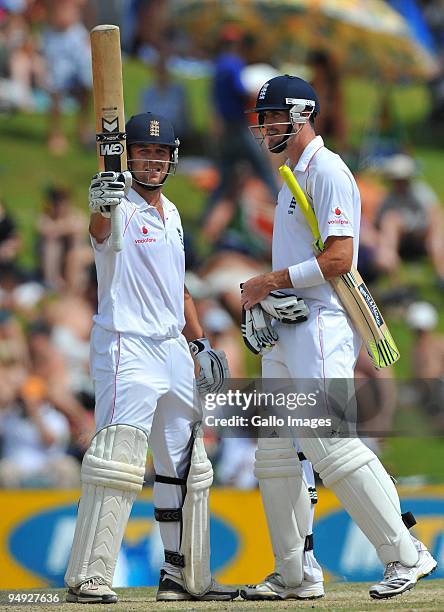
[328,206,349,226]
[135,225,156,244]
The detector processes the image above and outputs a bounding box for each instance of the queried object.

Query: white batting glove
[241,305,278,355]
[189,337,230,394]
[88,171,132,218]
[260,290,309,324]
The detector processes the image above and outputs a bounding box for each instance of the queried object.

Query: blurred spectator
[421,0,444,122]
[0,6,45,112]
[406,301,443,376]
[27,319,94,451]
[139,52,190,144]
[197,167,273,324]
[36,185,90,292]
[45,293,94,405]
[127,0,168,57]
[0,376,80,488]
[406,301,444,430]
[197,299,246,377]
[0,262,45,317]
[86,0,126,30]
[216,437,257,488]
[358,91,406,168]
[307,49,348,153]
[355,171,387,284]
[0,308,29,367]
[39,0,92,154]
[0,197,21,262]
[375,154,444,289]
[203,24,277,239]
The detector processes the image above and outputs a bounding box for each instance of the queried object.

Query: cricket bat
[90,25,127,252]
[279,165,400,369]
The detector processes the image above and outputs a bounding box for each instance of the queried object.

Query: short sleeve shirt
[272,136,361,310]
[91,188,186,339]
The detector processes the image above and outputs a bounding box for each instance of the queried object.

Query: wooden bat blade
[278,164,400,369]
[90,25,127,252]
[330,271,400,369]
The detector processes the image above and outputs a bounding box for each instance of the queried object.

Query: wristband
[288,257,324,289]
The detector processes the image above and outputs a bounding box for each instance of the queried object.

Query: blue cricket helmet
[126,112,179,148]
[125,112,180,189]
[248,74,320,116]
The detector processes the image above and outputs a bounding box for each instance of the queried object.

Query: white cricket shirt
[92,188,186,339]
[273,135,361,310]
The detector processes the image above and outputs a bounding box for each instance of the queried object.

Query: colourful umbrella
[171,0,438,80]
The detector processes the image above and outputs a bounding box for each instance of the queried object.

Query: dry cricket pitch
[0,579,443,611]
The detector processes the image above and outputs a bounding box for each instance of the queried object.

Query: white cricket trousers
[90,324,201,576]
[261,305,361,583]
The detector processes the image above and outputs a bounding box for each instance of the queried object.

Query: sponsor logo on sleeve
[328,206,350,226]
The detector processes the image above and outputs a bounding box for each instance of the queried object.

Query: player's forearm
[182,286,204,341]
[263,269,292,290]
[316,236,353,280]
[287,237,353,288]
[89,213,111,243]
[316,251,351,279]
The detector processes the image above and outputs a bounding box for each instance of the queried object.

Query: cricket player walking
[240,75,437,600]
[64,112,238,603]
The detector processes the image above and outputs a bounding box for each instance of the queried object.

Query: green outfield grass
[0,58,443,480]
[1,580,443,611]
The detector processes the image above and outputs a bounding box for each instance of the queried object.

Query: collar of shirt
[127,187,175,215]
[293,135,324,173]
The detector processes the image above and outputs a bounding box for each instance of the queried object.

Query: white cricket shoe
[240,572,324,600]
[66,577,118,604]
[369,543,437,600]
[156,570,239,601]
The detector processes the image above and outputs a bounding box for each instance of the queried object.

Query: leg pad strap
[165,550,185,568]
[402,511,416,529]
[155,508,182,522]
[304,534,314,552]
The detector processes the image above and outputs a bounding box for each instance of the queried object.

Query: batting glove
[88,170,132,218]
[241,304,278,355]
[260,290,309,324]
[189,337,230,394]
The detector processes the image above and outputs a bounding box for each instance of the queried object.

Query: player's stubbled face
[262,110,290,148]
[129,144,170,185]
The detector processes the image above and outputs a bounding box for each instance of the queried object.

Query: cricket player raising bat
[64,112,238,603]
[240,75,437,600]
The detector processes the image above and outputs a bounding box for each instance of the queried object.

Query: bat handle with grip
[111,205,123,252]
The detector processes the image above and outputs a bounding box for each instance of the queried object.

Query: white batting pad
[300,436,418,566]
[254,438,310,587]
[65,425,148,587]
[180,425,214,596]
